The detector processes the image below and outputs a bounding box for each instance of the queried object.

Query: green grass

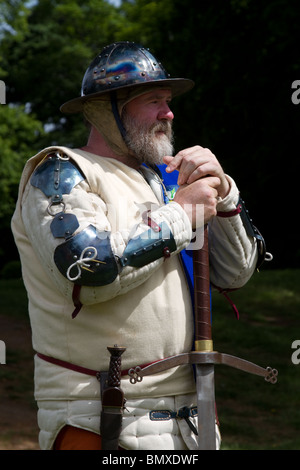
[0,278,35,407]
[0,271,299,450]
[212,268,300,450]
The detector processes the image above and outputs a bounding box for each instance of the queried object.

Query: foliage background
[0,0,299,272]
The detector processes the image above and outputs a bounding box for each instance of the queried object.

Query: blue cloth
[157,164,194,301]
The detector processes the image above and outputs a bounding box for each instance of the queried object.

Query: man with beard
[11,42,261,450]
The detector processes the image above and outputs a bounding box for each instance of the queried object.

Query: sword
[128,228,278,449]
[193,225,216,449]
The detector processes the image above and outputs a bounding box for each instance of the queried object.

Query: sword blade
[196,363,216,450]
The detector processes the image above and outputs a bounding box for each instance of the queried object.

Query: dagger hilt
[100,345,126,451]
[106,345,126,388]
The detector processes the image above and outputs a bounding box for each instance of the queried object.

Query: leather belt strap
[37,352,102,377]
[36,352,160,378]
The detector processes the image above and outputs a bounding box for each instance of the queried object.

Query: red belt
[36,352,153,378]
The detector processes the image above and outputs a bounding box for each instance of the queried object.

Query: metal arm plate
[128,351,278,384]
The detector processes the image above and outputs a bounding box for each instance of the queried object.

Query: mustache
[150,121,172,135]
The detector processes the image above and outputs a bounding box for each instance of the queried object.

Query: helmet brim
[60,78,194,114]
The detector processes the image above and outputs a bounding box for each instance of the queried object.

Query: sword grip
[193,226,212,347]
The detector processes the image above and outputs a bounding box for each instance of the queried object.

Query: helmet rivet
[141,72,146,76]
[114,76,120,80]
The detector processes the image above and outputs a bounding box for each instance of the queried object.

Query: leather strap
[36,352,162,378]
[193,226,211,344]
[217,203,242,218]
[71,284,83,318]
[37,352,101,377]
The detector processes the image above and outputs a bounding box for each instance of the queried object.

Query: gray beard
[122,112,174,166]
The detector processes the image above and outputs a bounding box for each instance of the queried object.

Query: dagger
[100,345,126,450]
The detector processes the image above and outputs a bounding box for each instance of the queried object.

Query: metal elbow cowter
[53,225,119,286]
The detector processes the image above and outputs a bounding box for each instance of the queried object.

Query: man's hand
[164,145,230,199]
[172,177,220,227]
[163,146,230,227]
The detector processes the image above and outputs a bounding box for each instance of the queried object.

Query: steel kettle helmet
[60,41,194,113]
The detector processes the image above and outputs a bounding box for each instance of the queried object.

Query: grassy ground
[0,269,299,450]
[0,278,38,449]
[212,268,300,450]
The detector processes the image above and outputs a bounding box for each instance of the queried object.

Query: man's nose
[158,104,174,121]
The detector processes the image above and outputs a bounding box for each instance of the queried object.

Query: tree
[0,104,44,264]
[117,0,300,267]
[0,0,126,269]
[1,0,300,268]
[2,0,126,146]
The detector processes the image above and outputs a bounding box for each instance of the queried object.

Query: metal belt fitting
[150,406,198,435]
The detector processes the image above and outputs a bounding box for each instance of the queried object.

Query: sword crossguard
[127,352,278,385]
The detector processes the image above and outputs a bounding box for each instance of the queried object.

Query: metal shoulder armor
[30,151,85,214]
[30,152,119,286]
